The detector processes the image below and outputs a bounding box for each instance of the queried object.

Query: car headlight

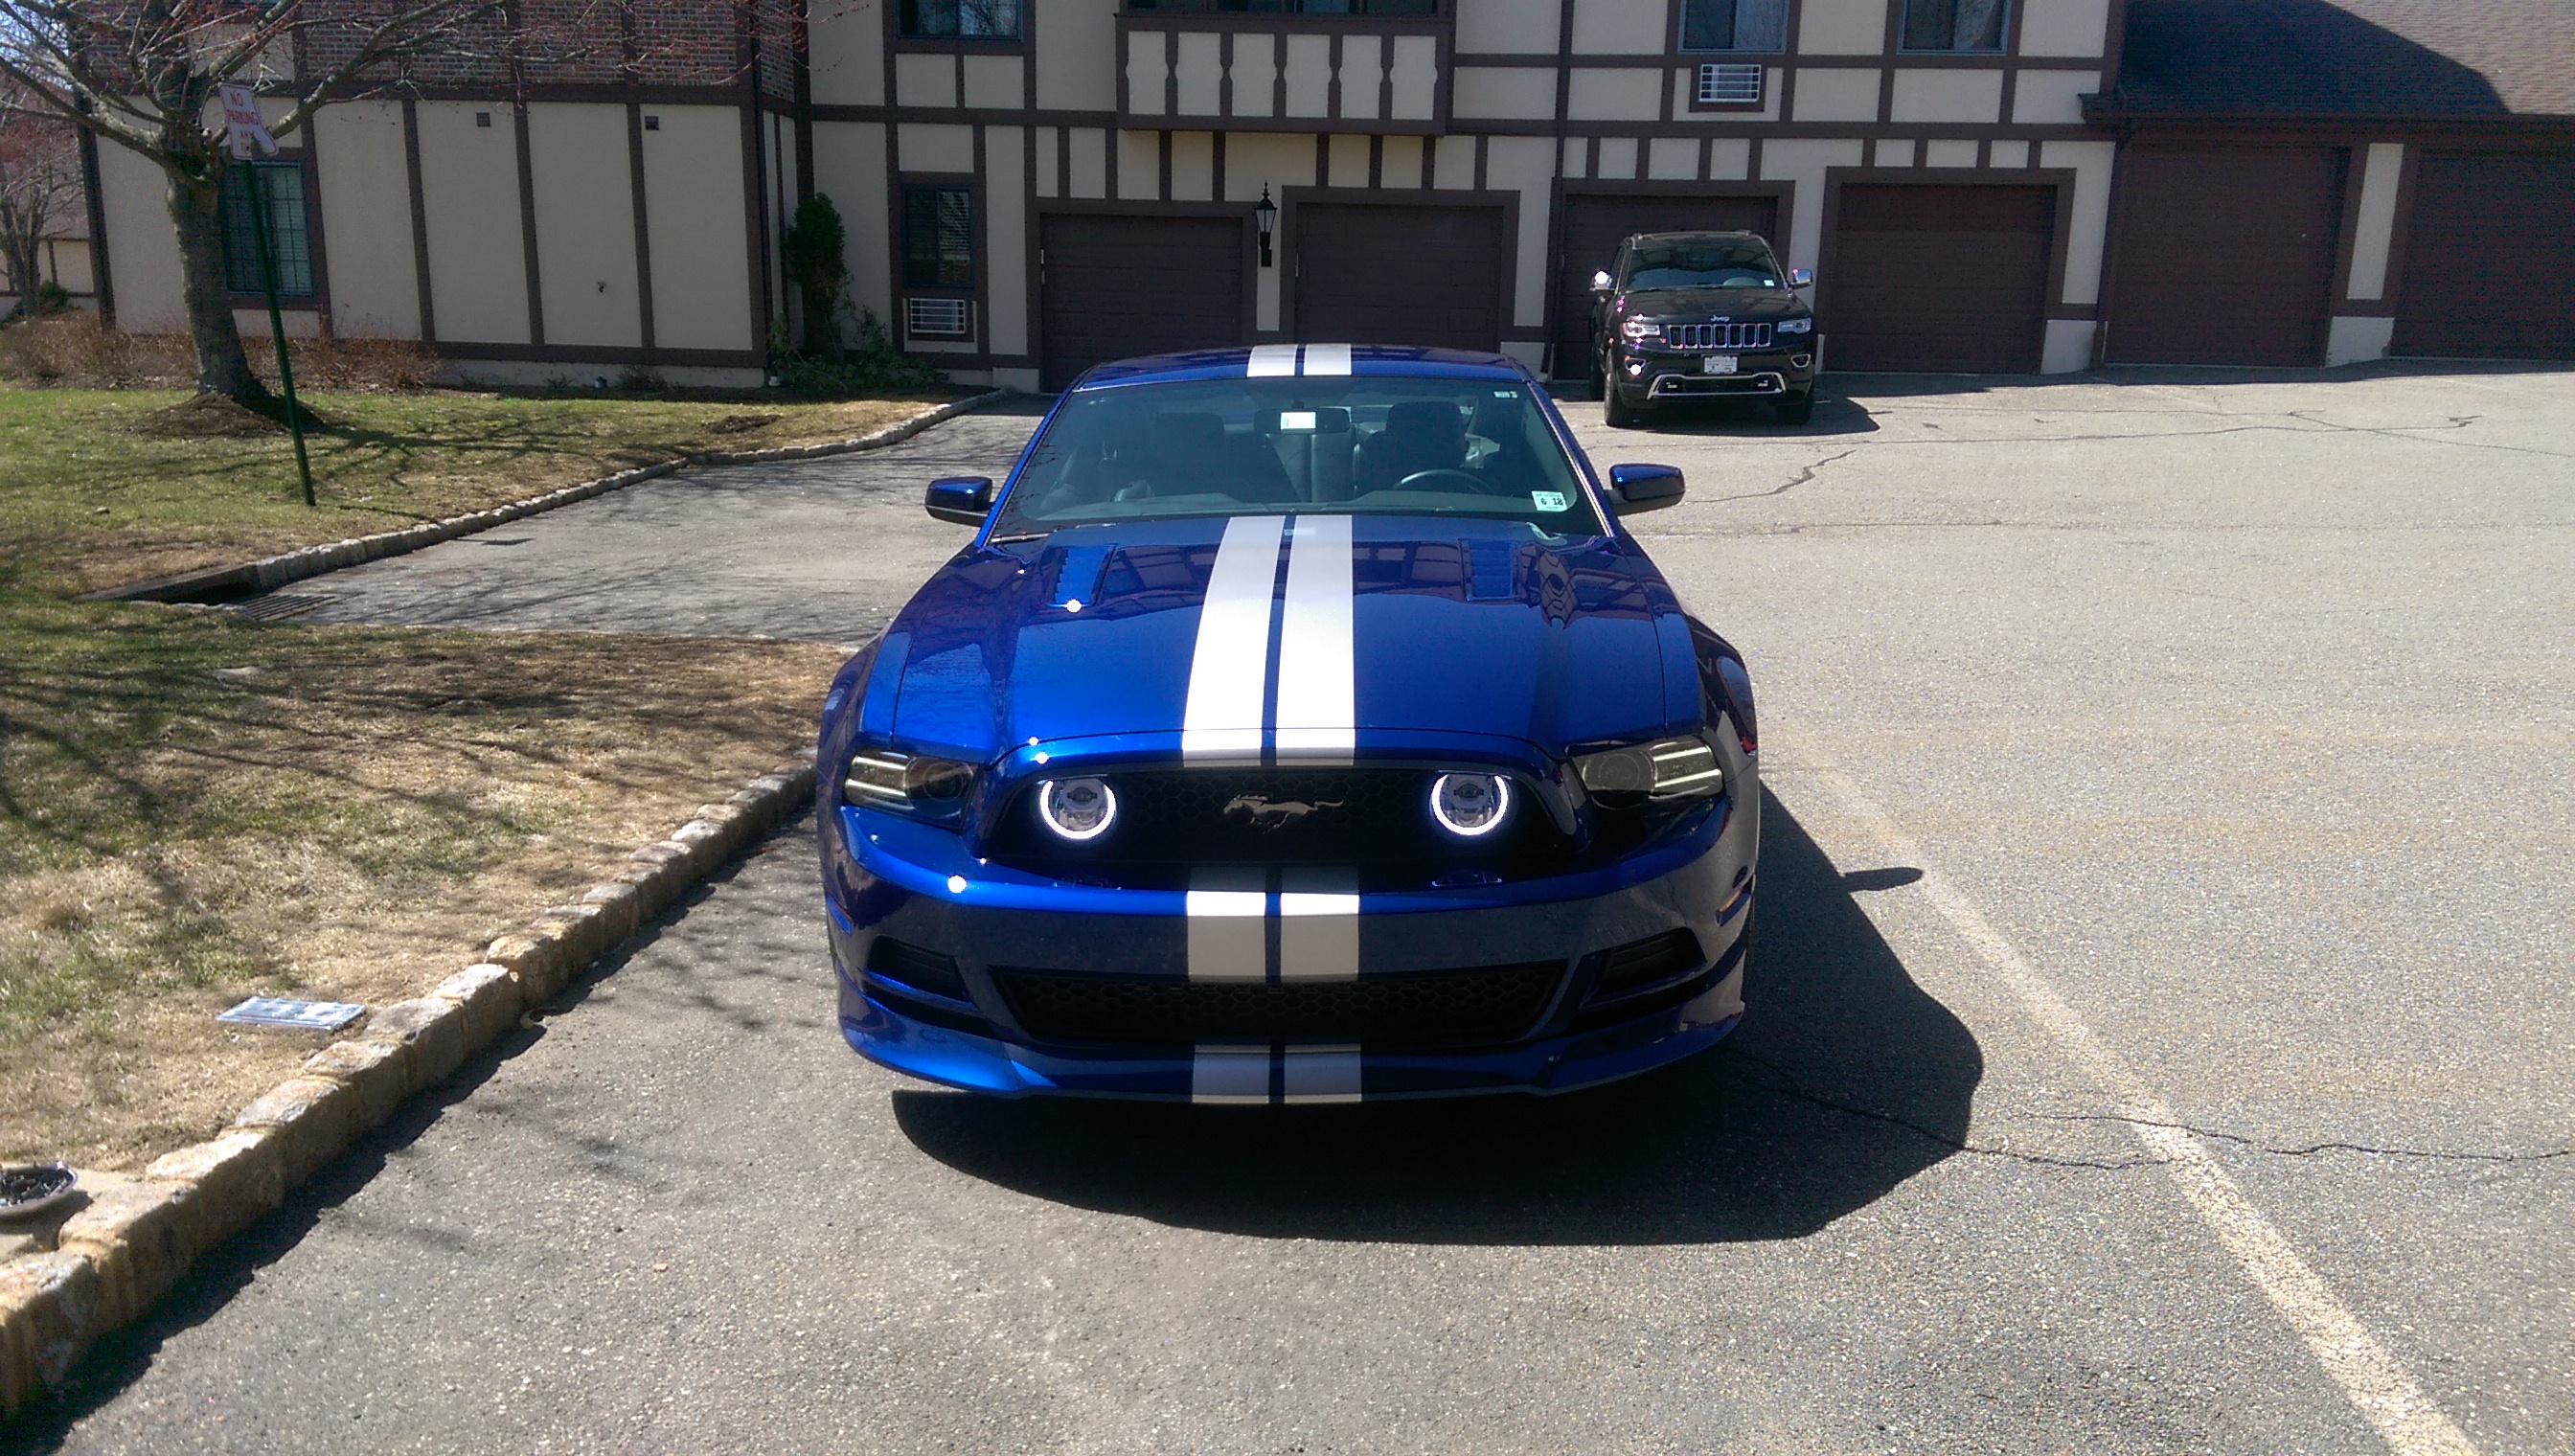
[1572,736,1724,805]
[1037,777,1117,841]
[1429,772,1511,838]
[1621,317,1664,343]
[844,743,976,823]
[1776,316,1813,334]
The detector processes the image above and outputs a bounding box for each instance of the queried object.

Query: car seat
[1135,412,1297,504]
[1354,400,1469,495]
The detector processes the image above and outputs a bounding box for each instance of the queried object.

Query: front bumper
[820,787,1757,1103]
[1613,345,1816,403]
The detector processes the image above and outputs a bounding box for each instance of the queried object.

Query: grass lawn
[0,382,937,1169]
[0,386,949,596]
[0,591,844,1170]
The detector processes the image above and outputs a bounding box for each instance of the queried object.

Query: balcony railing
[1117,5,1453,135]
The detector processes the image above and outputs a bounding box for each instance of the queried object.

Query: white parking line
[1798,767,2480,1456]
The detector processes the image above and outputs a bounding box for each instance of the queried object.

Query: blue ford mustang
[816,344,1758,1103]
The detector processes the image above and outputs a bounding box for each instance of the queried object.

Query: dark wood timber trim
[428,341,763,368]
[627,102,657,351]
[513,102,545,345]
[401,98,436,343]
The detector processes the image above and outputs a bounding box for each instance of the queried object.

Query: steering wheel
[1395,467,1498,495]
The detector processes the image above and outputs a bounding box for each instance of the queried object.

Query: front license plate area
[1702,354,1738,375]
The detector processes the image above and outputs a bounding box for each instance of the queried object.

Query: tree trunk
[163,159,269,404]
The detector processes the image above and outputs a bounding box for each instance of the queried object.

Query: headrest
[1383,400,1464,442]
[1157,412,1226,446]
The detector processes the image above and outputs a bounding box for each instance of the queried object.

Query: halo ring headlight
[1038,777,1117,841]
[1429,773,1511,838]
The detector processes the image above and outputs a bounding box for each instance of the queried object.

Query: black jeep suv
[1588,230,1818,426]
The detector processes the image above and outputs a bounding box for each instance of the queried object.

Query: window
[219,162,313,297]
[902,187,975,289]
[899,0,1020,38]
[1679,0,1786,52]
[1123,1,1442,14]
[1901,0,2008,52]
[992,376,1601,535]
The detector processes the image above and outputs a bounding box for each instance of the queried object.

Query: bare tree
[0,0,659,409]
[0,105,81,321]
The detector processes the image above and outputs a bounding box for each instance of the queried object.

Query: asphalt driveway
[14,365,2569,1454]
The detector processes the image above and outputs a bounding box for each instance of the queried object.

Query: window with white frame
[1679,0,1787,52]
[1900,0,2008,53]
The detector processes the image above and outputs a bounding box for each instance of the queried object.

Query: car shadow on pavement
[893,787,1982,1244]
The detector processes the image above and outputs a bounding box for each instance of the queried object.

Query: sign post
[219,82,315,508]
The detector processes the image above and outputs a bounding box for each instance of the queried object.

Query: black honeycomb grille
[991,961,1565,1048]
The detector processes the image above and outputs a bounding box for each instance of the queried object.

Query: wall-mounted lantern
[1255,187,1278,268]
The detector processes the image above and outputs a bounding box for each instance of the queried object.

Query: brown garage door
[1827,185,2054,373]
[2392,150,2575,359]
[1552,193,1781,379]
[1294,203,1505,352]
[1039,214,1244,389]
[2106,148,2345,367]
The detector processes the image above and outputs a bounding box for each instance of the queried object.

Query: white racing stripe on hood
[1247,343,1301,376]
[1274,513,1355,759]
[1300,342,1353,376]
[1182,513,1285,762]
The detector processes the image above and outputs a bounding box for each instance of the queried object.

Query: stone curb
[0,759,819,1417]
[82,390,1015,604]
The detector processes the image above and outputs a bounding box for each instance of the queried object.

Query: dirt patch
[707,412,784,435]
[127,393,340,439]
[0,598,847,1171]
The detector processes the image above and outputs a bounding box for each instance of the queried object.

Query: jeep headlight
[844,743,976,823]
[1621,317,1665,342]
[1572,736,1723,806]
[1776,316,1813,334]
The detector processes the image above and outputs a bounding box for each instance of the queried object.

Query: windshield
[1622,239,1781,292]
[991,375,1604,535]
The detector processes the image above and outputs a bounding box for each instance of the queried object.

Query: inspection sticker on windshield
[1531,491,1569,512]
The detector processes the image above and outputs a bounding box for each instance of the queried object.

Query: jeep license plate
[1702,354,1738,375]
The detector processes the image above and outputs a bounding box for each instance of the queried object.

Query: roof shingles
[2109,0,2575,120]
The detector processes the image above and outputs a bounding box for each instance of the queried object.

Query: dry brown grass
[0,315,441,393]
[0,594,845,1171]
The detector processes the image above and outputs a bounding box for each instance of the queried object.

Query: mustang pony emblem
[1221,794,1344,830]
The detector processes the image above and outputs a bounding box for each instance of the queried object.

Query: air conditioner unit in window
[1698,63,1764,105]
[906,297,972,338]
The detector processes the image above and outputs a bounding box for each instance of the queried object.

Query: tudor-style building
[75,0,2575,388]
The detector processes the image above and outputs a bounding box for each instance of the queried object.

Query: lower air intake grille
[1587,928,1704,1000]
[992,962,1565,1048]
[867,937,969,1001]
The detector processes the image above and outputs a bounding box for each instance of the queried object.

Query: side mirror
[1590,269,1613,293]
[1787,267,1813,288]
[924,476,994,526]
[1607,463,1685,516]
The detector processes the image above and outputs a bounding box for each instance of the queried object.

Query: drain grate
[225,593,335,623]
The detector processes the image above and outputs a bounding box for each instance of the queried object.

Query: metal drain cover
[226,593,336,622]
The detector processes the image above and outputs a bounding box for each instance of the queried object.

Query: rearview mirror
[1607,463,1685,516]
[924,476,994,526]
[1590,269,1613,292]
[1787,267,1813,288]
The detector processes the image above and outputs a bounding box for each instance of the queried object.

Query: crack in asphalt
[1704,448,1857,504]
[1724,1051,2570,1172]
[2023,1112,2575,1165]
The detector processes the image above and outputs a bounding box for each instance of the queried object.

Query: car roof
[1072,344,1528,391]
[1626,230,1769,245]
